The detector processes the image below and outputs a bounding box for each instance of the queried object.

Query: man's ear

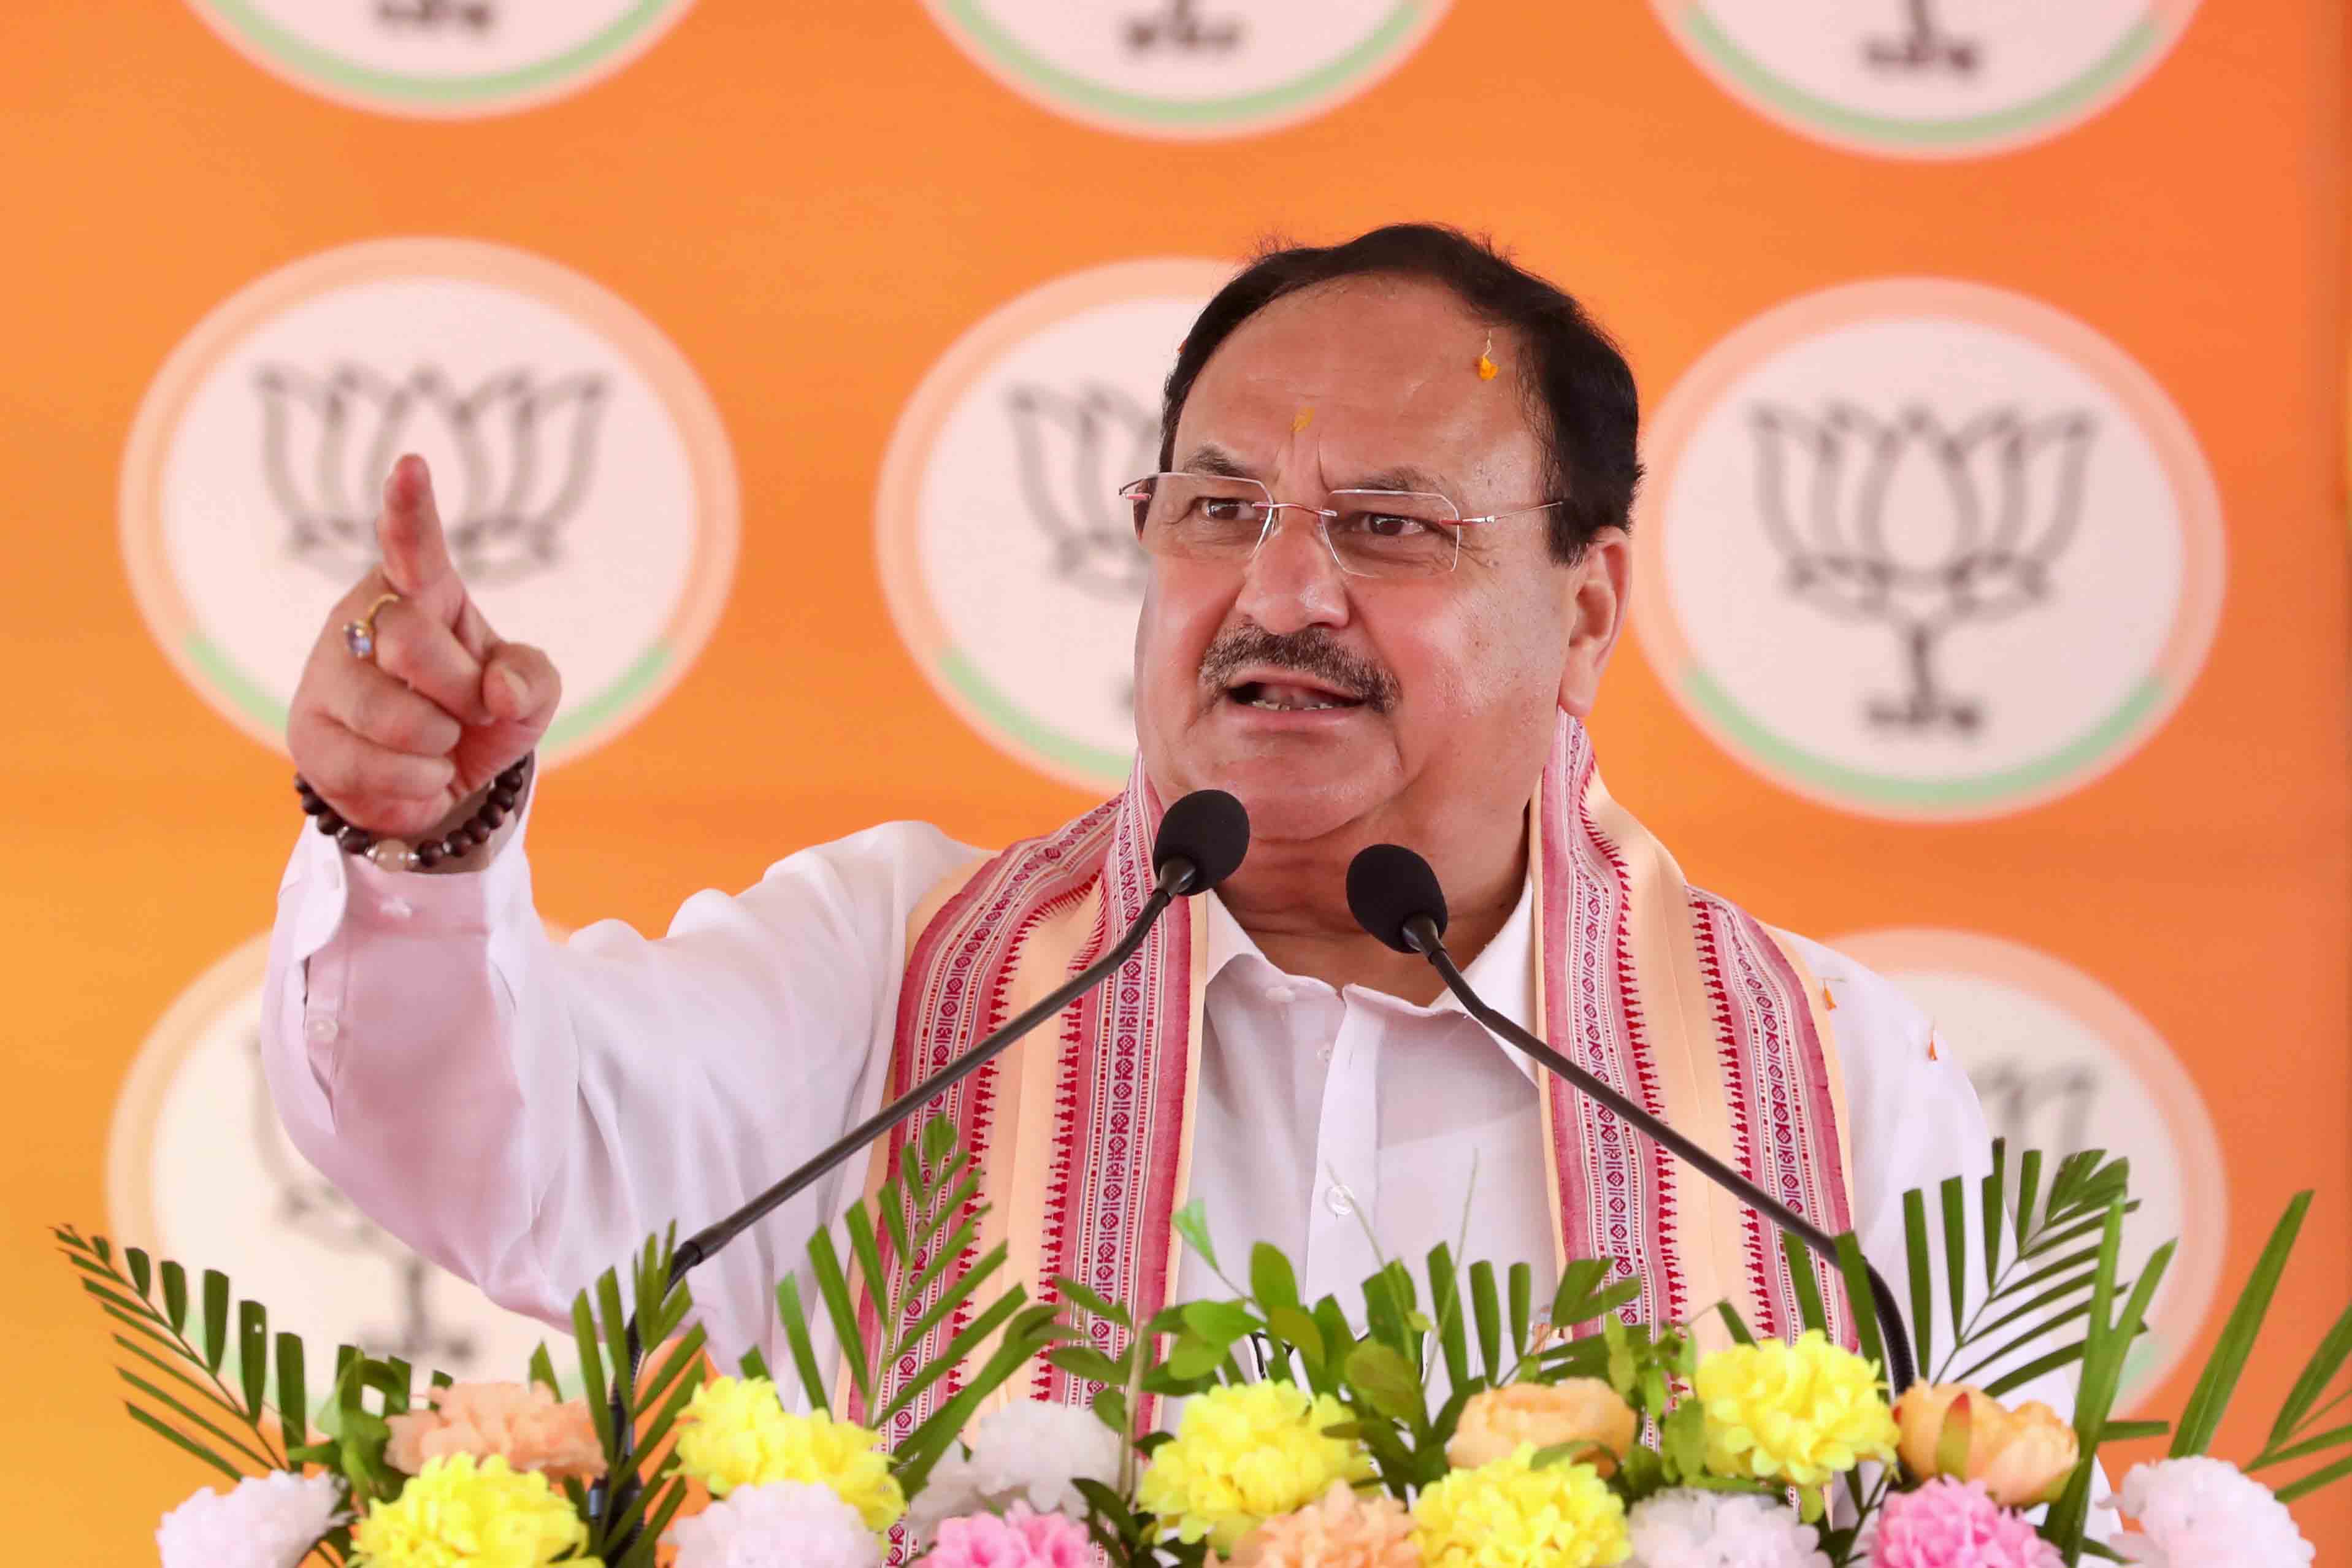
[1558,529,1631,719]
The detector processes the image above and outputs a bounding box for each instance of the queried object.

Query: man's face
[1134,275,1606,855]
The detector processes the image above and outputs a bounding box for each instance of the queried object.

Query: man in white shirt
[264,224,2001,1404]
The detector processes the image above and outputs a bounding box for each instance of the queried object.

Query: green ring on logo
[1655,2,2197,159]
[1682,668,2167,814]
[1680,12,2161,150]
[937,646,1134,787]
[189,0,690,115]
[929,0,1441,138]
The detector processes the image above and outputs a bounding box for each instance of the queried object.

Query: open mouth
[1225,678,1367,713]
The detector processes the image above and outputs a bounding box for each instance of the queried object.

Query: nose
[1235,506,1350,633]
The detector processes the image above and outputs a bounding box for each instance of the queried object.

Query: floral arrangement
[60,1134,2352,1567]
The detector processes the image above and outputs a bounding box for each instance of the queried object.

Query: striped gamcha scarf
[843,714,1858,1448]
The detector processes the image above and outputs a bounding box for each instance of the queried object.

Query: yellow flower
[1447,1380,1638,1476]
[1692,1330,1898,1487]
[1412,1445,1628,1568]
[672,1377,905,1531]
[350,1453,596,1568]
[1893,1382,2079,1506]
[1138,1380,1373,1552]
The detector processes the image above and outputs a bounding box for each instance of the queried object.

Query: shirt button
[303,1015,339,1045]
[1264,983,1297,1004]
[1316,1039,1336,1063]
[1323,1184,1356,1218]
[377,897,415,920]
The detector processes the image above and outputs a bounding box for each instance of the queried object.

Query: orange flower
[1893,1383,2078,1507]
[1447,1381,1638,1476]
[385,1381,606,1483]
[1225,1481,1421,1568]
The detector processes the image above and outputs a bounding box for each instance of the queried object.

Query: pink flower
[1873,1477,2062,1568]
[925,1503,1094,1568]
[385,1380,606,1482]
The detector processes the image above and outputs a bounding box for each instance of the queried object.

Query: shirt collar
[1201,873,1543,1083]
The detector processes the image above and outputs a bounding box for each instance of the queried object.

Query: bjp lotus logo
[924,0,1450,140]
[1633,278,2222,821]
[1750,402,2096,737]
[876,259,1233,790]
[258,364,608,588]
[1649,0,2199,158]
[121,238,737,768]
[182,0,695,118]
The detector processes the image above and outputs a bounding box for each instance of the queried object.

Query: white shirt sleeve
[258,784,978,1361]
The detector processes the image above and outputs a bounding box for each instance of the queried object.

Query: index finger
[376,453,460,600]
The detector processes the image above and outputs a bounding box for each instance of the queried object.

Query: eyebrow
[1344,464,1453,495]
[1176,444,1455,497]
[1176,443,1263,480]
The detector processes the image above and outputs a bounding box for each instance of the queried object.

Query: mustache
[1199,626,1400,714]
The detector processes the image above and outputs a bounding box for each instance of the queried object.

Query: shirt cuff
[282,784,540,1098]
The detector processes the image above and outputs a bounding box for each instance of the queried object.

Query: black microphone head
[1347,843,1449,954]
[1154,789,1251,895]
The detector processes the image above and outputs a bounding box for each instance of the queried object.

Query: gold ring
[342,592,402,661]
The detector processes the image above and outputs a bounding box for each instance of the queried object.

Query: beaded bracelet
[293,754,534,872]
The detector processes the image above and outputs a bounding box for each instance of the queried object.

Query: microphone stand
[1403,916,1918,1394]
[593,862,1199,1548]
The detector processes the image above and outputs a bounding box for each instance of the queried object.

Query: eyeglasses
[1120,471,1566,579]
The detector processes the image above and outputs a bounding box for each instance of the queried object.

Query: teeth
[1248,697,1339,711]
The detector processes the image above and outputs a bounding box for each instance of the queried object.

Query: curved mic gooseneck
[594,790,1251,1543]
[1344,843,1917,1395]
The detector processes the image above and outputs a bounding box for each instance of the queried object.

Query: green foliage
[1888,1152,2352,1563]
[54,1225,353,1566]
[1896,1142,2140,1398]
[1128,1222,1654,1511]
[2213,1196,2352,1505]
[63,1131,2352,1568]
[570,1226,707,1568]
[772,1119,1070,1497]
[2042,1203,2166,1558]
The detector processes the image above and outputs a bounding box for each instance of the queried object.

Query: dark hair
[1159,224,1641,562]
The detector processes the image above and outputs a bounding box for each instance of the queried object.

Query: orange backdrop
[6,2,2347,1559]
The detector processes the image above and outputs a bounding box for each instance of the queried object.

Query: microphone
[1345,843,1918,1394]
[670,786,1249,1274]
[598,790,1251,1527]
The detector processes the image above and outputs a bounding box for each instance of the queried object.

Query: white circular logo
[1831,929,2224,1410]
[107,935,567,1391]
[121,239,738,770]
[877,259,1232,792]
[182,0,696,118]
[923,0,1449,139]
[1650,1,2199,158]
[1633,278,2223,821]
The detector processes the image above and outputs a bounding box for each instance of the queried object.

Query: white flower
[1625,1487,1831,1568]
[2107,1456,2314,1568]
[156,1470,347,1568]
[665,1480,883,1568]
[905,1398,1123,1539]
